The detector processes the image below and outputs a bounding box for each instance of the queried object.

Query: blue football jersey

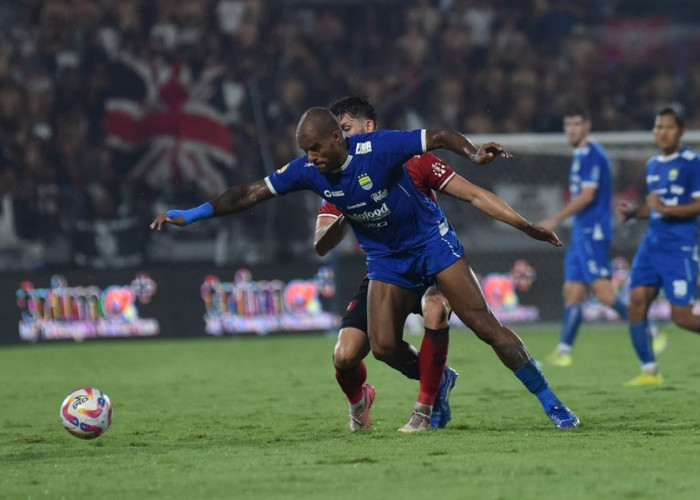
[265,129,452,257]
[569,142,612,241]
[644,147,700,249]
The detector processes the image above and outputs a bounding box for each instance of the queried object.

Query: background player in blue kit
[539,105,630,367]
[617,107,700,386]
[152,107,580,430]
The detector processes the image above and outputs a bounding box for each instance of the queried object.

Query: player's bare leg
[435,258,579,429]
[367,280,434,432]
[625,285,663,385]
[669,304,700,331]
[333,327,375,430]
[420,287,458,428]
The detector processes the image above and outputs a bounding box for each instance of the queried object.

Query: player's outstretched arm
[150,179,274,230]
[425,129,512,166]
[443,175,562,247]
[538,186,596,231]
[314,214,349,256]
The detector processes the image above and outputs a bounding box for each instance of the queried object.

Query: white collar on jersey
[573,143,590,155]
[340,154,353,171]
[656,151,680,163]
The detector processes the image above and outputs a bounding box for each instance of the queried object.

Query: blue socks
[613,296,628,320]
[630,320,655,365]
[559,304,583,348]
[514,359,561,409]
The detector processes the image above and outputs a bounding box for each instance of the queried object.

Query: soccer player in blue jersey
[539,105,630,367]
[617,107,700,386]
[317,95,561,432]
[151,107,580,430]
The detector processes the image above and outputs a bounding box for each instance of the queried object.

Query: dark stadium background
[2,0,700,344]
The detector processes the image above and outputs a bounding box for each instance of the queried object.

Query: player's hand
[150,213,185,230]
[536,217,558,231]
[523,223,562,247]
[616,200,637,222]
[471,142,513,165]
[646,192,666,215]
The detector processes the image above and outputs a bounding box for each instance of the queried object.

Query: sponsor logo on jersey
[371,189,388,202]
[323,189,345,198]
[670,185,684,195]
[276,164,289,174]
[345,202,391,223]
[355,141,372,155]
[347,202,366,209]
[669,168,678,181]
[358,173,373,190]
[431,162,447,177]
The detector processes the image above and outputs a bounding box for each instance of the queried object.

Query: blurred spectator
[0,0,699,269]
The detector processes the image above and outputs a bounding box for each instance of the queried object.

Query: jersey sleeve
[370,129,426,169]
[580,153,602,189]
[264,157,310,196]
[406,153,456,192]
[317,199,342,219]
[689,155,700,199]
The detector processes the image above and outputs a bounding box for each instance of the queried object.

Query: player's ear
[331,129,343,143]
[366,120,376,132]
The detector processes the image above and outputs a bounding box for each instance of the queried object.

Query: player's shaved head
[296,107,342,141]
[296,107,347,174]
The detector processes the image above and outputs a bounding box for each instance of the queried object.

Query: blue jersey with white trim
[265,129,452,257]
[569,141,612,241]
[644,146,700,249]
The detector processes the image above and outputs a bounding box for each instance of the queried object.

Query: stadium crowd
[1,0,699,269]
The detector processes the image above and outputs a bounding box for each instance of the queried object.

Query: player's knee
[422,295,450,329]
[627,295,648,321]
[370,340,397,364]
[333,342,361,370]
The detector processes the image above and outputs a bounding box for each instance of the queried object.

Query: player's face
[337,114,376,137]
[653,114,683,154]
[298,129,346,174]
[563,115,590,148]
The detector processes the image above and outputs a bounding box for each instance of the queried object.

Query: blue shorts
[630,242,699,306]
[564,238,612,284]
[367,230,464,290]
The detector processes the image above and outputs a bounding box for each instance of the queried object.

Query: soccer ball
[60,387,113,439]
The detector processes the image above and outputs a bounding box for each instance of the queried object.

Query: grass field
[2,325,700,499]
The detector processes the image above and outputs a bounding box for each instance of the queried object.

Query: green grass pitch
[2,325,700,499]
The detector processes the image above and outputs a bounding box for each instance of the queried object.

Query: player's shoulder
[680,147,699,163]
[276,155,312,173]
[589,141,610,158]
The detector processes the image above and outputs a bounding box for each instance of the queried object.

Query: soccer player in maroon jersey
[316,96,565,431]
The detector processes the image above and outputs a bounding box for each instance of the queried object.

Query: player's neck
[572,138,588,150]
[660,144,681,156]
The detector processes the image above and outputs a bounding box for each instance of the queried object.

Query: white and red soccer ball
[60,387,112,439]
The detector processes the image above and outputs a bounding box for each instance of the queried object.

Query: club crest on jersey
[358,173,373,190]
[669,168,678,181]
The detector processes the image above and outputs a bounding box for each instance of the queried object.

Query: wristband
[167,202,215,226]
